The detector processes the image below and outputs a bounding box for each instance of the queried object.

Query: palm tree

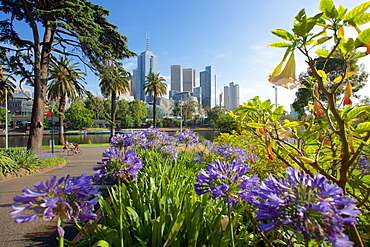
[99,64,130,137]
[144,72,167,128]
[0,67,16,103]
[47,56,86,145]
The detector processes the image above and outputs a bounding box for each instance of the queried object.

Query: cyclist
[63,141,70,152]
[72,142,79,151]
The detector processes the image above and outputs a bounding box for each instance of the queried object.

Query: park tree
[292,59,368,118]
[84,92,108,121]
[120,114,133,128]
[173,98,201,126]
[204,106,226,128]
[129,99,147,123]
[47,56,86,145]
[0,0,135,153]
[143,73,167,128]
[65,102,94,129]
[116,99,130,120]
[99,64,131,137]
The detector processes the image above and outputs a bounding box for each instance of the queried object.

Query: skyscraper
[131,69,138,99]
[171,65,182,92]
[135,34,158,102]
[200,66,215,108]
[183,68,195,92]
[223,81,240,111]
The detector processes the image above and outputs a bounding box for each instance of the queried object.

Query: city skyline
[88,0,370,110]
[6,0,370,110]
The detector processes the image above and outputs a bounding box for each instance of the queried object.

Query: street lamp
[50,101,56,154]
[272,86,277,107]
[179,101,183,132]
[5,89,8,149]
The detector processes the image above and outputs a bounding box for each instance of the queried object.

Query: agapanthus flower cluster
[94,147,144,182]
[174,129,199,147]
[10,173,100,237]
[141,127,170,149]
[254,167,361,247]
[194,160,259,208]
[110,133,136,150]
[358,156,370,175]
[160,146,178,161]
[210,144,257,163]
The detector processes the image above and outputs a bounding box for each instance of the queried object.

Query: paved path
[0,145,109,247]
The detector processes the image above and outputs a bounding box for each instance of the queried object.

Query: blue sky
[85,0,369,110]
[6,0,370,110]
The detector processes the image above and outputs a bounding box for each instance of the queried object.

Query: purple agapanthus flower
[358,156,370,175]
[10,173,100,237]
[94,147,144,182]
[194,160,259,208]
[141,127,170,149]
[160,146,178,161]
[174,129,199,147]
[110,133,135,150]
[254,167,361,247]
[210,144,257,164]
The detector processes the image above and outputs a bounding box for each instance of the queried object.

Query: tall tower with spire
[135,32,158,102]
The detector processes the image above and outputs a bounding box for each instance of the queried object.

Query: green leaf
[353,13,370,26]
[337,5,348,20]
[93,240,110,247]
[272,106,284,122]
[355,28,370,48]
[316,36,332,45]
[355,122,370,134]
[268,42,291,48]
[163,213,185,247]
[319,0,337,18]
[261,99,272,110]
[283,121,302,128]
[315,48,331,58]
[345,2,370,21]
[271,29,295,41]
[245,122,267,128]
[340,38,355,54]
[317,70,327,81]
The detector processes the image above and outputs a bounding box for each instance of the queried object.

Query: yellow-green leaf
[245,123,267,129]
[315,48,331,58]
[334,75,343,83]
[297,156,316,163]
[271,29,295,41]
[345,71,356,79]
[283,121,302,128]
[345,2,370,21]
[355,122,370,134]
[353,13,370,26]
[347,105,369,119]
[268,42,291,48]
[317,70,327,82]
[316,36,332,45]
[355,27,370,47]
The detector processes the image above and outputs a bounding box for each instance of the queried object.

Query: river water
[0,130,220,148]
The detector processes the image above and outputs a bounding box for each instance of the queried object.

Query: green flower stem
[58,216,64,247]
[118,177,124,247]
[228,208,235,247]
